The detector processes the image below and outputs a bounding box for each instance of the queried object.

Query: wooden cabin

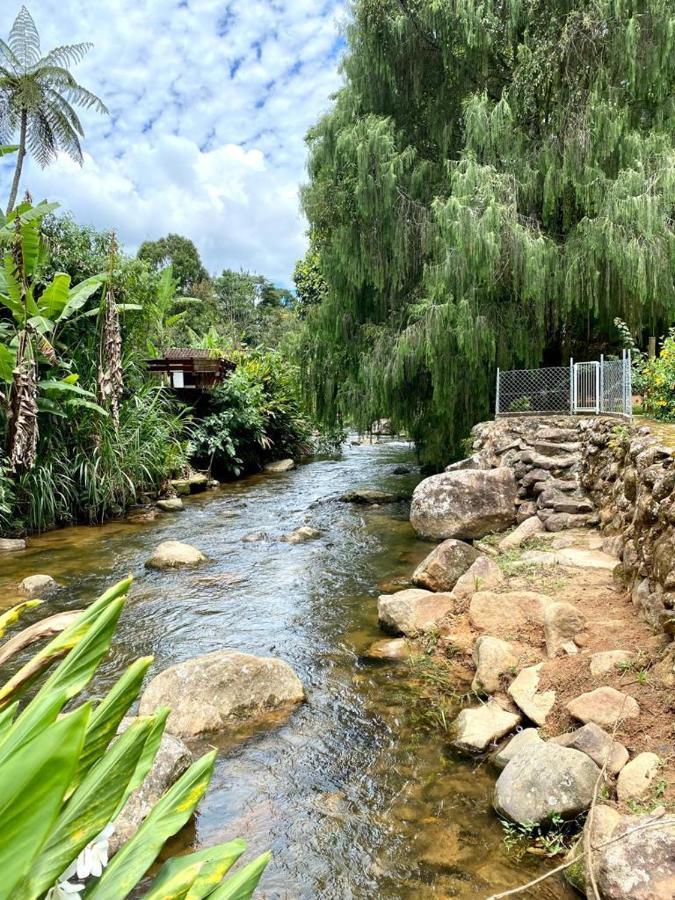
[146,348,235,392]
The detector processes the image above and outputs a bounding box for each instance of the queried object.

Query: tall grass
[8,384,188,533]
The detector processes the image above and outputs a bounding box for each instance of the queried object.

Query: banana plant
[0,200,110,462]
[0,578,270,899]
[145,265,201,357]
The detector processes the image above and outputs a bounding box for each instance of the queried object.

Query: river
[0,441,574,899]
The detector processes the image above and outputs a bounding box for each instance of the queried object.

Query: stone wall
[579,418,675,639]
[468,414,675,639]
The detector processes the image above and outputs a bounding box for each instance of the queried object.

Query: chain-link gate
[496,351,632,418]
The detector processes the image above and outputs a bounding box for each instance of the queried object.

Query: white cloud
[1,0,347,284]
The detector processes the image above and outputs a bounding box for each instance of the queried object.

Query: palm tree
[0,6,107,213]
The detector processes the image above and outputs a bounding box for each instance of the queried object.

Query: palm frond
[32,41,93,71]
[0,39,21,74]
[8,6,41,71]
[26,109,56,167]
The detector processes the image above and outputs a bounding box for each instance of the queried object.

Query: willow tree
[300,0,675,464]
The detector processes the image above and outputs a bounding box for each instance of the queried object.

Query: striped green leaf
[111,706,170,819]
[0,705,90,900]
[0,598,125,763]
[71,656,154,789]
[144,841,246,900]
[206,852,271,900]
[86,751,218,899]
[25,716,154,895]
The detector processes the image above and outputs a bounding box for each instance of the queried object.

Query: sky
[1,1,347,286]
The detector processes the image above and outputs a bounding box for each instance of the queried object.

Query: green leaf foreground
[0,578,270,899]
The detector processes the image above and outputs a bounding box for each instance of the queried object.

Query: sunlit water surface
[0,442,574,899]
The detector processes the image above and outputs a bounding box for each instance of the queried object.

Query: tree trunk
[6,108,27,215]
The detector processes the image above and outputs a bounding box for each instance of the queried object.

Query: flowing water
[0,442,574,899]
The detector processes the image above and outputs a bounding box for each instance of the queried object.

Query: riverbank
[371,417,674,898]
[2,440,572,898]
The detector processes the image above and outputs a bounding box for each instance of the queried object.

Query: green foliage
[144,265,201,356]
[301,0,675,464]
[293,250,327,318]
[137,233,209,292]
[638,330,675,420]
[0,204,188,534]
[0,6,107,212]
[190,350,311,477]
[0,578,269,898]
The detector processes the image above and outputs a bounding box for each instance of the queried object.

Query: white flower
[45,879,85,900]
[76,823,115,880]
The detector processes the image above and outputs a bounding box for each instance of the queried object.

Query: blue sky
[1,1,347,285]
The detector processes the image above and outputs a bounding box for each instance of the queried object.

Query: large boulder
[567,687,640,730]
[139,650,305,737]
[110,717,192,852]
[377,589,454,635]
[472,635,519,695]
[410,468,517,540]
[597,813,675,900]
[494,742,600,825]
[17,573,60,599]
[450,700,521,753]
[412,539,480,592]
[452,556,505,601]
[145,541,206,569]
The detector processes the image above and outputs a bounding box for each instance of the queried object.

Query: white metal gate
[496,351,632,418]
[573,361,600,413]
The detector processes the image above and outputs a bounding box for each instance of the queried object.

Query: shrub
[190,350,311,477]
[639,331,675,421]
[0,578,269,898]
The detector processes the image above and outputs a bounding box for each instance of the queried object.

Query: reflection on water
[0,443,574,899]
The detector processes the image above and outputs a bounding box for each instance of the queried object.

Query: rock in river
[412,538,480,592]
[280,526,321,544]
[0,538,26,552]
[263,459,296,473]
[494,742,599,825]
[139,650,305,737]
[18,573,60,599]
[377,588,455,635]
[111,717,192,852]
[340,489,402,504]
[410,467,517,540]
[156,498,184,512]
[145,540,206,569]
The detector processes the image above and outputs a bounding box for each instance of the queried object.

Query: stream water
[0,442,574,899]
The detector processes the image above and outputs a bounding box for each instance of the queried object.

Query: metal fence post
[599,354,604,414]
[495,367,500,417]
[569,358,574,414]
